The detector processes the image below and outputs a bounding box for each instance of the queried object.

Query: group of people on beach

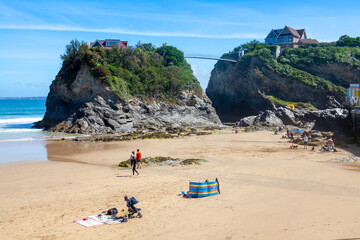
[130,149,142,176]
[274,126,284,135]
[321,138,336,152]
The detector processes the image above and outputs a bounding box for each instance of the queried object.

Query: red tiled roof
[90,39,128,49]
[296,29,305,37]
[284,26,300,37]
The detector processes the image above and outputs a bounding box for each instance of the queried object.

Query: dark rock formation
[35,65,221,134]
[206,57,347,122]
[205,49,358,136]
[240,107,352,135]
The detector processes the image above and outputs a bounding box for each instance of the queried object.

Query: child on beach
[130,151,139,176]
[327,138,334,152]
[303,135,308,149]
[136,149,142,169]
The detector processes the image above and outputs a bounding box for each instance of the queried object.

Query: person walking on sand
[130,151,139,176]
[303,135,308,149]
[136,149,142,169]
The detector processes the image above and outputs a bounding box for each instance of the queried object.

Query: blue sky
[1,0,360,97]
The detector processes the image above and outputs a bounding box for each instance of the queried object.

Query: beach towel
[289,130,304,136]
[188,179,220,198]
[88,215,109,223]
[105,217,123,225]
[75,219,103,227]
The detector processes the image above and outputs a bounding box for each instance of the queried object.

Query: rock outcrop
[206,51,354,134]
[35,65,221,134]
[206,57,346,122]
[240,107,352,135]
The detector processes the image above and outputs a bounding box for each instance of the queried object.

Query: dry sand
[1,130,360,240]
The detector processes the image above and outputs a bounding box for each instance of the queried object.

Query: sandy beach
[1,130,360,240]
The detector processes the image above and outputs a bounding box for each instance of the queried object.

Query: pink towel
[75,219,103,227]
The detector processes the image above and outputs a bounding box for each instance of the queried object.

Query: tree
[59,39,87,83]
[156,45,184,66]
[336,35,360,47]
[60,39,87,62]
[141,43,156,53]
[233,40,270,54]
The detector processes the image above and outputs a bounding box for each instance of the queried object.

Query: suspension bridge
[184,56,237,63]
[184,50,243,63]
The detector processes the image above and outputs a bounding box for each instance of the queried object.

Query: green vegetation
[233,40,277,55]
[180,158,207,165]
[264,94,317,110]
[279,44,360,69]
[60,39,201,101]
[242,47,342,92]
[118,156,206,167]
[336,35,360,47]
[231,39,350,94]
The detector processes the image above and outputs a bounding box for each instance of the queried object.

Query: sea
[0,98,47,142]
[0,98,74,163]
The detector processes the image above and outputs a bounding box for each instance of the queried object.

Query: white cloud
[0,24,264,39]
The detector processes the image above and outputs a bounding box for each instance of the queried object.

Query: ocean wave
[0,129,42,133]
[0,117,42,125]
[0,138,43,142]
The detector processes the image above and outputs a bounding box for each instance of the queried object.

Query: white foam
[0,117,42,125]
[0,138,41,142]
[0,129,42,133]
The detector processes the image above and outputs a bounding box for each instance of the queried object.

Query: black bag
[106,208,118,216]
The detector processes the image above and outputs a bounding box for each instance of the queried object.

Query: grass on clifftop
[60,40,202,102]
[279,44,360,69]
[264,94,317,110]
[231,40,348,94]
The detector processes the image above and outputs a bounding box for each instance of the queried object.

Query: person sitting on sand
[136,149,142,169]
[327,138,334,152]
[130,151,139,176]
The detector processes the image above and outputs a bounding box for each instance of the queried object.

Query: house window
[266,38,277,44]
[106,41,119,47]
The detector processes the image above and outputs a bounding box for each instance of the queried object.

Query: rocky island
[206,37,359,135]
[35,40,220,134]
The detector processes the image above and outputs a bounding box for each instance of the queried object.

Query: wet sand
[0,140,48,164]
[1,130,360,240]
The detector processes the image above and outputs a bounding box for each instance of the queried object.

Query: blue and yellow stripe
[188,181,219,198]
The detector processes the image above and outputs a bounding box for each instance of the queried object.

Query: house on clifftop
[265,26,318,49]
[90,39,128,49]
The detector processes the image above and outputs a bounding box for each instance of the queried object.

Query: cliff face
[205,44,359,135]
[206,57,345,122]
[293,63,360,88]
[36,65,221,134]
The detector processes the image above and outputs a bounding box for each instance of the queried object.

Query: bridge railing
[184,56,237,63]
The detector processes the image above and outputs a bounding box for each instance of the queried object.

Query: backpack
[106,208,118,216]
